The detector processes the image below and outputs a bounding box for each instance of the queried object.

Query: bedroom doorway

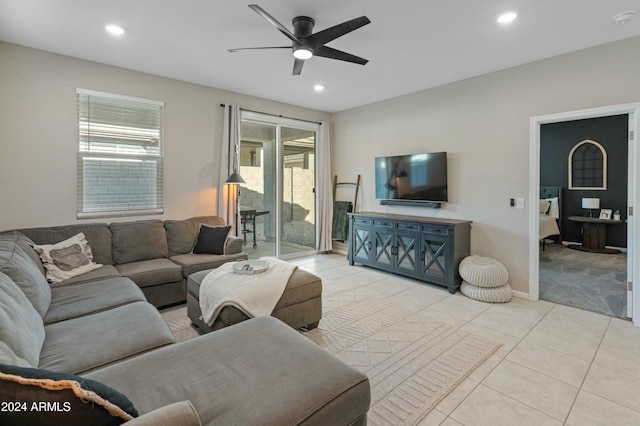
[530,103,640,327]
[539,115,628,318]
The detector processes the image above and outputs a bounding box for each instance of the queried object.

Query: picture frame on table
[599,209,612,220]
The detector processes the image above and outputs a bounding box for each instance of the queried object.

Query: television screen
[375,152,448,202]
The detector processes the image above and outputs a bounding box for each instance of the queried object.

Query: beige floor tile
[602,318,640,354]
[506,340,590,387]
[582,364,640,412]
[459,321,520,359]
[486,296,554,323]
[439,417,464,426]
[537,312,609,343]
[426,294,490,321]
[522,323,601,362]
[450,384,562,426]
[566,390,640,426]
[592,343,640,379]
[482,359,579,421]
[466,309,539,339]
[547,304,611,328]
[435,377,480,415]
[416,409,447,426]
[467,354,502,382]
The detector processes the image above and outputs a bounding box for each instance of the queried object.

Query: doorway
[529,103,640,327]
[539,115,628,318]
[238,111,318,260]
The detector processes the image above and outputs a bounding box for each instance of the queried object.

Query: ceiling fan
[228,4,371,75]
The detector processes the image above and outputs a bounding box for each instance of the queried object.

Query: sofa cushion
[19,223,113,266]
[44,277,147,324]
[51,264,121,287]
[164,216,227,256]
[0,235,51,317]
[40,302,175,375]
[0,272,45,367]
[32,233,103,283]
[85,316,370,425]
[0,363,138,425]
[111,220,168,265]
[115,259,183,289]
[192,225,231,255]
[171,252,248,278]
[0,231,46,275]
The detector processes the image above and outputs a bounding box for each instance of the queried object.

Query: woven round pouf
[458,255,508,288]
[461,281,512,303]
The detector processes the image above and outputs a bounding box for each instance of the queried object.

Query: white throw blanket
[199,257,297,327]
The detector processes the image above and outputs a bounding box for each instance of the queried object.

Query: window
[568,139,607,190]
[77,89,164,218]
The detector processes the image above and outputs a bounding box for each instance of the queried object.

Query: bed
[539,186,562,250]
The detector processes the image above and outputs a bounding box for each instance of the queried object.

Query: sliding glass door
[238,112,317,259]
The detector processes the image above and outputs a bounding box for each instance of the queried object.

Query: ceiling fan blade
[248,4,299,43]
[293,58,305,75]
[228,46,291,53]
[314,46,368,65]
[307,16,370,48]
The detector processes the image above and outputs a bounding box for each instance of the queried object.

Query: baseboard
[511,290,530,300]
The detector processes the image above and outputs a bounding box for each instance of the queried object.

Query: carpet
[539,243,627,319]
[304,296,501,425]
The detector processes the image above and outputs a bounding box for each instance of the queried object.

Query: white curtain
[316,121,333,252]
[218,104,242,235]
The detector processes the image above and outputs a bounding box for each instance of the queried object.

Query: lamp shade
[582,198,600,209]
[225,172,245,184]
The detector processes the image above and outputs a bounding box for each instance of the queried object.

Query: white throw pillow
[32,233,102,283]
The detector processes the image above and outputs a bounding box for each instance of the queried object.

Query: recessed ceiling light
[313,84,325,92]
[106,24,126,36]
[497,12,518,24]
[613,10,637,24]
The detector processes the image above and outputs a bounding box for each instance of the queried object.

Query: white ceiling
[1,0,640,113]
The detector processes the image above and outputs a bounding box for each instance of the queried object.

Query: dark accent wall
[541,115,628,247]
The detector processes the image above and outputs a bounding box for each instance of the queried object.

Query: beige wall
[0,42,329,230]
[331,36,640,295]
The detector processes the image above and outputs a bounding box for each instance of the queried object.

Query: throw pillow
[0,363,138,426]
[31,233,102,283]
[192,225,231,255]
[539,200,551,215]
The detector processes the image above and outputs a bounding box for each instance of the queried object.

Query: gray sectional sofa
[0,217,371,425]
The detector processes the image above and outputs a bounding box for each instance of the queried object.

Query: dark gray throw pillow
[192,225,231,255]
[0,363,138,426]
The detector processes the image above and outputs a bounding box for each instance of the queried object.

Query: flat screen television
[375,152,448,203]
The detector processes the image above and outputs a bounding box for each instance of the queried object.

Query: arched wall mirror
[568,139,607,190]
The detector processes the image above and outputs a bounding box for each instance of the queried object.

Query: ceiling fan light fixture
[497,12,518,24]
[105,24,126,36]
[293,47,313,60]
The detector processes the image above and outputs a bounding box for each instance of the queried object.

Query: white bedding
[539,214,560,240]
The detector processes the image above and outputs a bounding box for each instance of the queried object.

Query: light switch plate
[515,198,524,209]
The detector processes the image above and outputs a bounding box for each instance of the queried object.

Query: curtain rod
[220,104,322,125]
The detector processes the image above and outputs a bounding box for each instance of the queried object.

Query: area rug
[304,297,501,426]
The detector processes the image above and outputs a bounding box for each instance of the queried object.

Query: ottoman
[187,267,323,333]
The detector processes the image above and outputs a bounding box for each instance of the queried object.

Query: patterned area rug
[304,296,501,425]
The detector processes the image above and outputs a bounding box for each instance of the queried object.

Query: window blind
[77,89,164,218]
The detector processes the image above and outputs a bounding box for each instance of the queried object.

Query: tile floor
[163,253,640,426]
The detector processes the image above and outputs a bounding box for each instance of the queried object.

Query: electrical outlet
[515,198,525,209]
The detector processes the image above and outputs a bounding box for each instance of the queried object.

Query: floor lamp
[225,172,245,235]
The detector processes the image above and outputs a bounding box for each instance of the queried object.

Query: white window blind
[77,89,164,218]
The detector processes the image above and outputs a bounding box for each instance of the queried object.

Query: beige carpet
[163,294,500,425]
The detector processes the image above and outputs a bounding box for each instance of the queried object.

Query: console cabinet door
[395,230,419,276]
[419,226,450,286]
[351,222,373,265]
[372,226,394,270]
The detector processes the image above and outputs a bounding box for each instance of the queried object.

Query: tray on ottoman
[187,264,322,333]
